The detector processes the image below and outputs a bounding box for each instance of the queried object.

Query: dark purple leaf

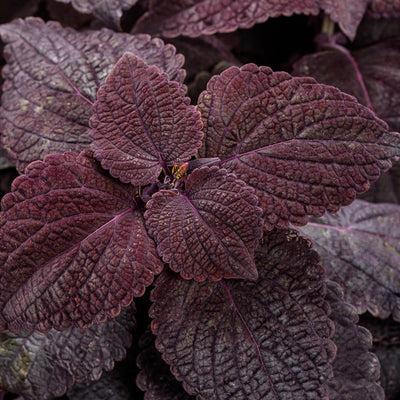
[292,37,400,131]
[0,17,185,173]
[0,151,163,332]
[136,330,195,400]
[150,229,335,399]
[198,63,400,229]
[298,200,400,321]
[368,0,400,18]
[0,306,135,400]
[326,281,384,400]
[54,0,138,28]
[89,52,203,186]
[145,166,263,281]
[0,0,40,24]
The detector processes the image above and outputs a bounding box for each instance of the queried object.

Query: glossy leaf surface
[298,200,400,321]
[89,53,203,186]
[150,230,335,399]
[0,17,185,172]
[198,63,400,229]
[145,166,262,281]
[326,281,384,400]
[0,306,135,400]
[0,151,163,332]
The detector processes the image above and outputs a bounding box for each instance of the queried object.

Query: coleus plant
[0,5,400,400]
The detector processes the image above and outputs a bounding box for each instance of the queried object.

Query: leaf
[326,281,384,400]
[54,0,138,28]
[150,230,335,399]
[297,199,400,321]
[132,0,368,41]
[368,0,400,18]
[0,151,163,332]
[136,330,195,400]
[89,52,203,186]
[0,17,185,172]
[0,0,40,24]
[145,166,263,281]
[292,37,400,132]
[198,63,400,229]
[0,306,135,400]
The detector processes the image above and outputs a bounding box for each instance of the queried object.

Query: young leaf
[150,230,335,399]
[145,166,263,281]
[0,151,163,332]
[298,200,400,321]
[54,0,138,28]
[326,281,384,400]
[89,52,203,186]
[198,63,400,229]
[0,306,135,400]
[0,17,185,172]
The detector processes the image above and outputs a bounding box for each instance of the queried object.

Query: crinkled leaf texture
[54,0,138,28]
[0,306,135,400]
[145,166,263,281]
[198,63,400,229]
[292,37,400,132]
[0,151,163,332]
[326,281,384,400]
[0,17,185,172]
[133,0,368,40]
[89,52,203,186]
[298,200,400,321]
[150,230,335,399]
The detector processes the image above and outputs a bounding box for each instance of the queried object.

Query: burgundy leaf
[145,166,263,281]
[368,0,400,18]
[150,230,335,399]
[89,52,203,186]
[198,63,400,229]
[0,151,163,332]
[54,0,138,28]
[136,330,195,400]
[292,37,400,131]
[0,306,135,400]
[298,200,400,321]
[326,281,384,400]
[0,17,185,172]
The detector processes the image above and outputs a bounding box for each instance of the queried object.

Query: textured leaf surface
[0,151,163,332]
[292,37,400,131]
[326,281,384,400]
[198,63,400,229]
[136,330,195,400]
[150,230,335,399]
[54,0,138,28]
[145,166,262,281]
[298,200,400,321]
[133,0,368,40]
[89,53,203,186]
[368,0,400,18]
[0,306,135,400]
[0,17,185,172]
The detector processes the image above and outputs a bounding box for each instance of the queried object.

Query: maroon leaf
[292,37,400,132]
[0,306,135,400]
[133,0,368,41]
[0,151,163,332]
[368,0,400,18]
[54,0,138,28]
[326,281,384,400]
[89,53,203,186]
[298,200,400,321]
[150,230,335,399]
[0,17,185,172]
[145,166,263,281]
[198,63,400,229]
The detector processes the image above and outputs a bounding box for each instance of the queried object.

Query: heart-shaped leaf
[150,230,335,399]
[0,17,185,172]
[145,166,263,281]
[89,52,203,186]
[198,63,400,229]
[0,151,163,332]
